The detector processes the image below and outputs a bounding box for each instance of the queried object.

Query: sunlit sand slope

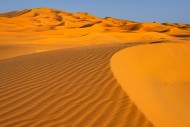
[111,42,190,127]
[0,44,153,127]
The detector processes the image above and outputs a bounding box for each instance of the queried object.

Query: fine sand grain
[0,43,153,127]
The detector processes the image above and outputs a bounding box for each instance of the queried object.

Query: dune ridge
[0,43,153,127]
[111,42,190,127]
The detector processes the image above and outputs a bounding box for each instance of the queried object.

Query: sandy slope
[111,42,190,127]
[0,43,153,127]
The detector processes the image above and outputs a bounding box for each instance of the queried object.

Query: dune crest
[111,42,190,127]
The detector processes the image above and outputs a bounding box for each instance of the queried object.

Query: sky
[0,0,189,23]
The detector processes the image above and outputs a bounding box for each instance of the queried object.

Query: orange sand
[0,7,190,127]
[0,8,190,60]
[0,44,153,126]
[111,42,190,127]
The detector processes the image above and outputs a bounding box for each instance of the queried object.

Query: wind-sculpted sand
[0,43,153,127]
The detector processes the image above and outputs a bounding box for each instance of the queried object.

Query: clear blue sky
[0,0,189,23]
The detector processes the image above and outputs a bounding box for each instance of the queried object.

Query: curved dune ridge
[0,43,153,127]
[111,42,190,127]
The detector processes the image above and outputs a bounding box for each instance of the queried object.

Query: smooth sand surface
[111,42,190,127]
[0,44,153,127]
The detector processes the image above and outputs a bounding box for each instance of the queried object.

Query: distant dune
[0,8,190,60]
[0,8,190,127]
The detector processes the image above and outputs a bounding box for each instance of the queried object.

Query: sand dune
[0,43,153,127]
[1,8,190,60]
[111,42,190,127]
[0,7,190,127]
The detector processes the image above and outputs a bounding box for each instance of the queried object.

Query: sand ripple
[0,43,153,127]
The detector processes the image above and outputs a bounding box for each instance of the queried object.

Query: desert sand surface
[0,7,190,127]
[111,42,190,127]
[0,43,153,127]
